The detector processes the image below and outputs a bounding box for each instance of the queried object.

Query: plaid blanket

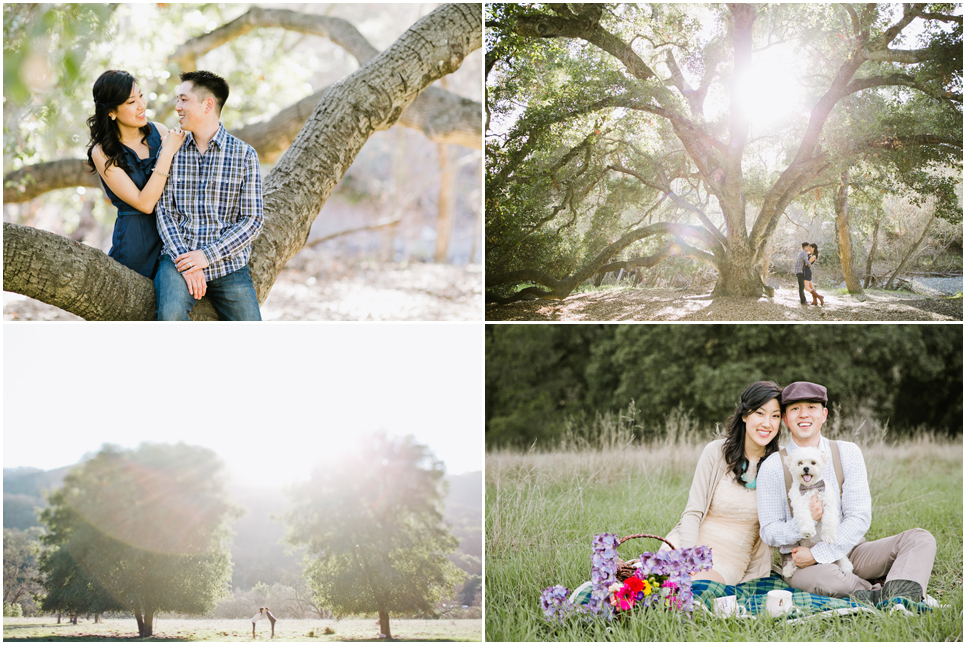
[570,575,933,619]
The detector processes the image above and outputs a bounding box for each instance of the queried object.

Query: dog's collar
[799,480,826,494]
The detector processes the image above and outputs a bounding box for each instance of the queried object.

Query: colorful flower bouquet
[540,533,713,623]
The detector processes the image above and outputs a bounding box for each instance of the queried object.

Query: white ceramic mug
[766,589,794,617]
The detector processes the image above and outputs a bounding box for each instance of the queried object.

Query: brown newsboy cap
[781,381,828,405]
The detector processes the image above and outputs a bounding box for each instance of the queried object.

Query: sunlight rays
[732,57,803,126]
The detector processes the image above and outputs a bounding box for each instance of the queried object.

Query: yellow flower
[642,579,652,596]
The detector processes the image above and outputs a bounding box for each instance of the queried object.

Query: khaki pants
[782,528,936,598]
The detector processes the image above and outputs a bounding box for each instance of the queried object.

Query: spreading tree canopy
[37,443,237,637]
[485,3,962,302]
[284,433,463,640]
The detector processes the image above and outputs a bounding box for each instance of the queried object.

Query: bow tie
[799,480,825,495]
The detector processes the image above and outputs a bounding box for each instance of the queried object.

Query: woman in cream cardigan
[662,381,783,585]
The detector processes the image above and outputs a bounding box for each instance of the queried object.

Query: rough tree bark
[834,169,867,300]
[379,608,392,639]
[864,217,880,288]
[3,3,482,320]
[3,7,481,203]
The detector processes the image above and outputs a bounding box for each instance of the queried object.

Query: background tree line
[485,324,962,448]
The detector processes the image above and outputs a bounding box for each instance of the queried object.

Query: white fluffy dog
[782,447,853,578]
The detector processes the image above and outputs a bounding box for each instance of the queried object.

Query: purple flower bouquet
[540,533,712,623]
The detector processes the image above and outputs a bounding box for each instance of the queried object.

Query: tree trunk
[864,217,880,288]
[834,169,867,300]
[435,143,455,263]
[469,157,482,264]
[885,210,936,290]
[710,242,765,297]
[378,608,392,639]
[135,609,154,638]
[3,4,482,320]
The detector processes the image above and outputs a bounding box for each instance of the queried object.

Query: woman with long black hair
[662,381,783,585]
[87,69,185,279]
[806,243,824,306]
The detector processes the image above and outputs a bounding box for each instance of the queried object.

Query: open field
[485,437,964,641]
[2,618,482,642]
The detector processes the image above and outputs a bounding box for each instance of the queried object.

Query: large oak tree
[284,433,463,640]
[3,4,482,320]
[485,3,961,302]
[37,443,237,638]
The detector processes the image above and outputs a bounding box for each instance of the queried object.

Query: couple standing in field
[664,380,936,605]
[88,68,263,320]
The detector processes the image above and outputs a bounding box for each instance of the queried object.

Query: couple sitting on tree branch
[90,69,262,320]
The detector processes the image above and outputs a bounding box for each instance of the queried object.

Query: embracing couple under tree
[663,380,937,606]
[88,68,262,321]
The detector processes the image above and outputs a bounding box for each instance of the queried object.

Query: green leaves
[36,443,236,630]
[285,433,463,622]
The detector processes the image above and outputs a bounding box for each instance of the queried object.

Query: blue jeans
[155,255,261,321]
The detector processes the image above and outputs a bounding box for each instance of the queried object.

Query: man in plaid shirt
[793,242,809,305]
[154,70,263,320]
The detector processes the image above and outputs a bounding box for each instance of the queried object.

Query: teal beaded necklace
[740,459,757,489]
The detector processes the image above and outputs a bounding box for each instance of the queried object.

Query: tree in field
[485,3,962,303]
[284,433,463,640]
[3,527,45,615]
[37,443,237,638]
[3,3,482,320]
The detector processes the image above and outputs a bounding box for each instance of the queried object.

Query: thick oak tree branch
[170,7,379,69]
[488,221,717,300]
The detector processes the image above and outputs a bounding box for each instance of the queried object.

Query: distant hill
[3,466,70,530]
[4,465,482,588]
[444,471,483,576]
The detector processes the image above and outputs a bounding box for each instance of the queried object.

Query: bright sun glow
[733,57,802,126]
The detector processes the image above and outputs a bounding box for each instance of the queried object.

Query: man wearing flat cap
[756,381,937,606]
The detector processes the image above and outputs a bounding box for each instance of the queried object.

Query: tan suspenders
[779,440,845,517]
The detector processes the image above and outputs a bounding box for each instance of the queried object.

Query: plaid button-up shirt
[156,123,263,282]
[793,250,808,274]
[757,437,872,565]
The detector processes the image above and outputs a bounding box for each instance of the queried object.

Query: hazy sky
[4,323,482,486]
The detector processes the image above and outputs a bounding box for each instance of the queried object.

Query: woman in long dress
[805,243,824,306]
[662,381,783,585]
[86,69,185,279]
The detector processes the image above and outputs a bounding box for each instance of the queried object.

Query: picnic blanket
[570,575,934,620]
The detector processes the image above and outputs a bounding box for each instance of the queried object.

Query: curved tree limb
[844,73,962,104]
[514,11,658,82]
[3,3,482,320]
[170,7,379,69]
[488,221,717,300]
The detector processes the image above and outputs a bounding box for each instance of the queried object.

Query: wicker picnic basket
[615,533,676,582]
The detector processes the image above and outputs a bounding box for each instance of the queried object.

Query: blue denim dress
[102,122,163,279]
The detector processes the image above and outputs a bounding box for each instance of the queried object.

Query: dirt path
[3,263,482,321]
[486,286,963,321]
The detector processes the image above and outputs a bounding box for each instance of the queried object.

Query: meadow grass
[485,434,963,641]
[1,618,482,642]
